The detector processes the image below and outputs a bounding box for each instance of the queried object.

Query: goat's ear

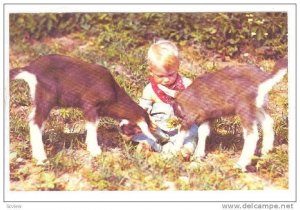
[119,119,130,127]
[172,102,184,119]
[157,84,178,98]
[173,104,194,129]
[119,120,142,136]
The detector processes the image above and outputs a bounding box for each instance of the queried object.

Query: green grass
[9,31,288,191]
[10,136,288,191]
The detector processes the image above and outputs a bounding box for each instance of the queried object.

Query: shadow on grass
[42,126,124,158]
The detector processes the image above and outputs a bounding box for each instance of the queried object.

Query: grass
[9,137,288,191]
[9,31,288,191]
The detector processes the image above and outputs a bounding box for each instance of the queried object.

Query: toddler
[134,40,198,157]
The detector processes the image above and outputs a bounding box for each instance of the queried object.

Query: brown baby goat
[160,58,288,171]
[10,54,161,164]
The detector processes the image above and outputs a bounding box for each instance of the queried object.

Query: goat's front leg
[137,120,162,152]
[83,104,102,156]
[85,120,102,156]
[193,122,210,160]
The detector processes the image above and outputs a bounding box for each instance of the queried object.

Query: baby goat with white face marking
[160,58,287,171]
[10,54,161,164]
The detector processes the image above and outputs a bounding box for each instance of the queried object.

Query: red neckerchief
[149,75,185,104]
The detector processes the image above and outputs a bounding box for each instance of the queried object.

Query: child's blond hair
[147,40,179,71]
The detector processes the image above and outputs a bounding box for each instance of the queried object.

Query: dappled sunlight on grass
[9,15,288,190]
[9,138,289,190]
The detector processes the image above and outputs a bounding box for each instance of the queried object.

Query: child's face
[150,66,179,87]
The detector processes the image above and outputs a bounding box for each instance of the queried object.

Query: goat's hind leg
[28,103,51,165]
[236,121,259,171]
[193,122,210,161]
[257,109,275,155]
[28,108,46,164]
[16,71,49,164]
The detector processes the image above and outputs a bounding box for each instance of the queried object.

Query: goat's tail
[10,67,27,80]
[10,67,38,101]
[256,57,288,108]
[271,57,288,76]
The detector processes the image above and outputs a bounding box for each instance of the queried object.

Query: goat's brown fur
[162,58,288,171]
[10,54,161,163]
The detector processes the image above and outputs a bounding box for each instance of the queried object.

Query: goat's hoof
[234,164,257,173]
[35,159,48,166]
[33,154,47,165]
[180,148,193,161]
[88,146,102,157]
[188,161,203,169]
[191,155,204,163]
[245,165,257,173]
[261,148,272,156]
[234,163,247,172]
